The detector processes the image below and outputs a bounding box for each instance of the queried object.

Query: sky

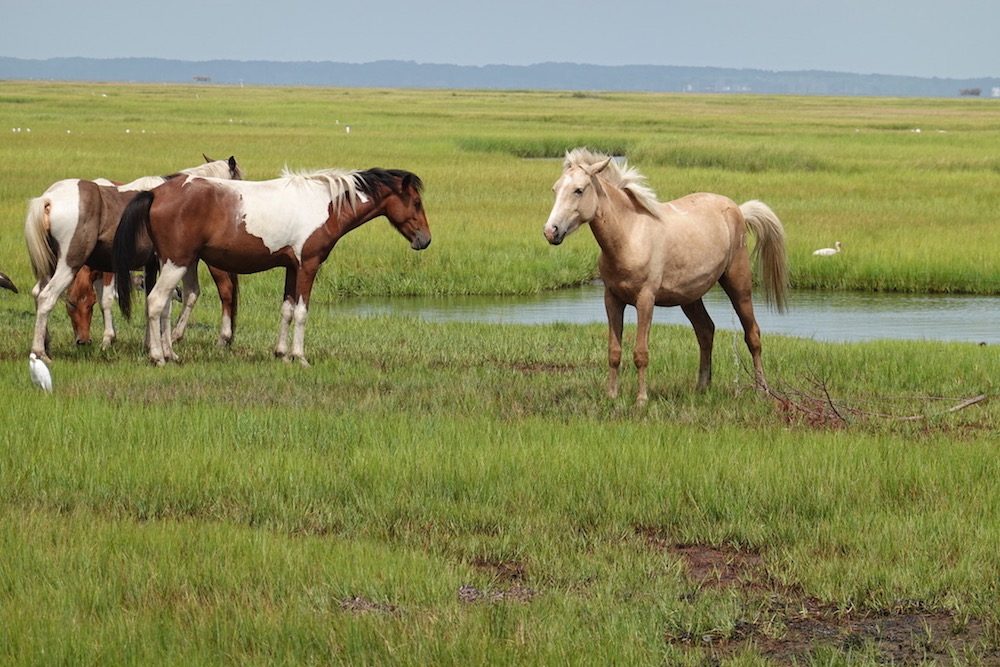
[1,0,998,79]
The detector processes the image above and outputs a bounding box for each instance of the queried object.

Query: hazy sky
[2,0,998,79]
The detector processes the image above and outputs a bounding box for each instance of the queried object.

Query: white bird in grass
[29,353,52,393]
[812,241,842,256]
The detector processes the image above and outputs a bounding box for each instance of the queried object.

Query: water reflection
[335,285,999,344]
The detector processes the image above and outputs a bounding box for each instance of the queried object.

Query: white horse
[25,157,242,361]
[543,148,789,405]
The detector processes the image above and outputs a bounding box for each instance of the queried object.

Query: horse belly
[200,244,289,275]
[653,216,731,305]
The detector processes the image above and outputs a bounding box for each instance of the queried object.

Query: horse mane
[563,147,661,218]
[181,159,238,180]
[279,167,423,210]
[279,167,372,213]
[356,168,423,198]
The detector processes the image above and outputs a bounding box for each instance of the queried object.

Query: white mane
[279,166,367,211]
[119,175,166,191]
[182,160,234,179]
[564,148,661,218]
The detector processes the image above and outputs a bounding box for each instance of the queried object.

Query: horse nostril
[76,338,91,346]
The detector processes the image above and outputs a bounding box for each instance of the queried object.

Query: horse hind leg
[680,298,715,391]
[171,264,202,344]
[719,259,767,390]
[146,261,188,366]
[31,259,78,362]
[209,267,237,347]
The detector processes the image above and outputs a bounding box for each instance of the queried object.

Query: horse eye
[574,188,584,196]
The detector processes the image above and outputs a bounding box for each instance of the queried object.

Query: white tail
[24,196,56,283]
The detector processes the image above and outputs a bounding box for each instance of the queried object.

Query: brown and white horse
[24,157,242,361]
[543,148,789,405]
[114,167,431,366]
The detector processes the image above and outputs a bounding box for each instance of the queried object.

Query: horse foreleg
[31,260,78,362]
[274,269,297,360]
[604,288,625,399]
[720,256,767,391]
[680,299,716,391]
[147,261,187,366]
[96,272,118,349]
[171,265,202,344]
[634,292,655,407]
[289,268,318,367]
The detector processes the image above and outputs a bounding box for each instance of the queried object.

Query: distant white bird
[29,353,52,393]
[812,241,842,256]
[0,271,17,293]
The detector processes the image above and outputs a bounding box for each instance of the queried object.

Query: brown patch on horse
[66,181,154,272]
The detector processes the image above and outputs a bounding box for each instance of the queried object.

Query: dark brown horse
[25,157,242,361]
[114,167,430,366]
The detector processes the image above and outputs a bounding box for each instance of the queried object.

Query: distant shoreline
[3,56,999,98]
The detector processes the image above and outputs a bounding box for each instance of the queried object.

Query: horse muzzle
[410,232,431,250]
[543,224,565,245]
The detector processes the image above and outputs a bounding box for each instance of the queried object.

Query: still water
[335,284,999,344]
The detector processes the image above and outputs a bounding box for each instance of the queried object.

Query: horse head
[543,154,612,245]
[199,154,243,180]
[66,267,98,345]
[363,169,431,250]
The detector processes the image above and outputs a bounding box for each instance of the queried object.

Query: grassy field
[1,82,998,665]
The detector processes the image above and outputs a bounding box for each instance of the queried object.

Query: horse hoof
[298,358,311,368]
[635,396,649,408]
[151,358,166,368]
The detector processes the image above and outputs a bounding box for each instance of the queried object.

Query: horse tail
[740,200,789,313]
[24,196,56,283]
[113,191,154,320]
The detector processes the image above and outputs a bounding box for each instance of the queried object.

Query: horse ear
[228,156,237,170]
[585,156,613,176]
[400,173,414,197]
[203,153,213,163]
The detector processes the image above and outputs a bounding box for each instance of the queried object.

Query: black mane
[355,168,423,200]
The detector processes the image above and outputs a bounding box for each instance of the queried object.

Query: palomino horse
[543,148,789,405]
[114,167,431,366]
[24,157,242,361]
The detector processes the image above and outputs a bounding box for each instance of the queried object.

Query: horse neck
[588,184,639,257]
[328,192,387,238]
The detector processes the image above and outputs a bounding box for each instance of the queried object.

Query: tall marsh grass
[1,82,998,297]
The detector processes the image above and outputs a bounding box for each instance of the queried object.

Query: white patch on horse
[213,170,362,262]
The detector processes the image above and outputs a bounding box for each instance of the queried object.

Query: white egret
[812,241,842,256]
[29,353,52,393]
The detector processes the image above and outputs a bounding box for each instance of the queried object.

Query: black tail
[113,190,154,320]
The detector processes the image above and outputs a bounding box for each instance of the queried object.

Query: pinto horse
[114,167,431,366]
[24,157,242,361]
[65,268,193,346]
[543,148,789,405]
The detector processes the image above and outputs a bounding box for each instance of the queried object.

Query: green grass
[0,82,998,664]
[1,82,999,296]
